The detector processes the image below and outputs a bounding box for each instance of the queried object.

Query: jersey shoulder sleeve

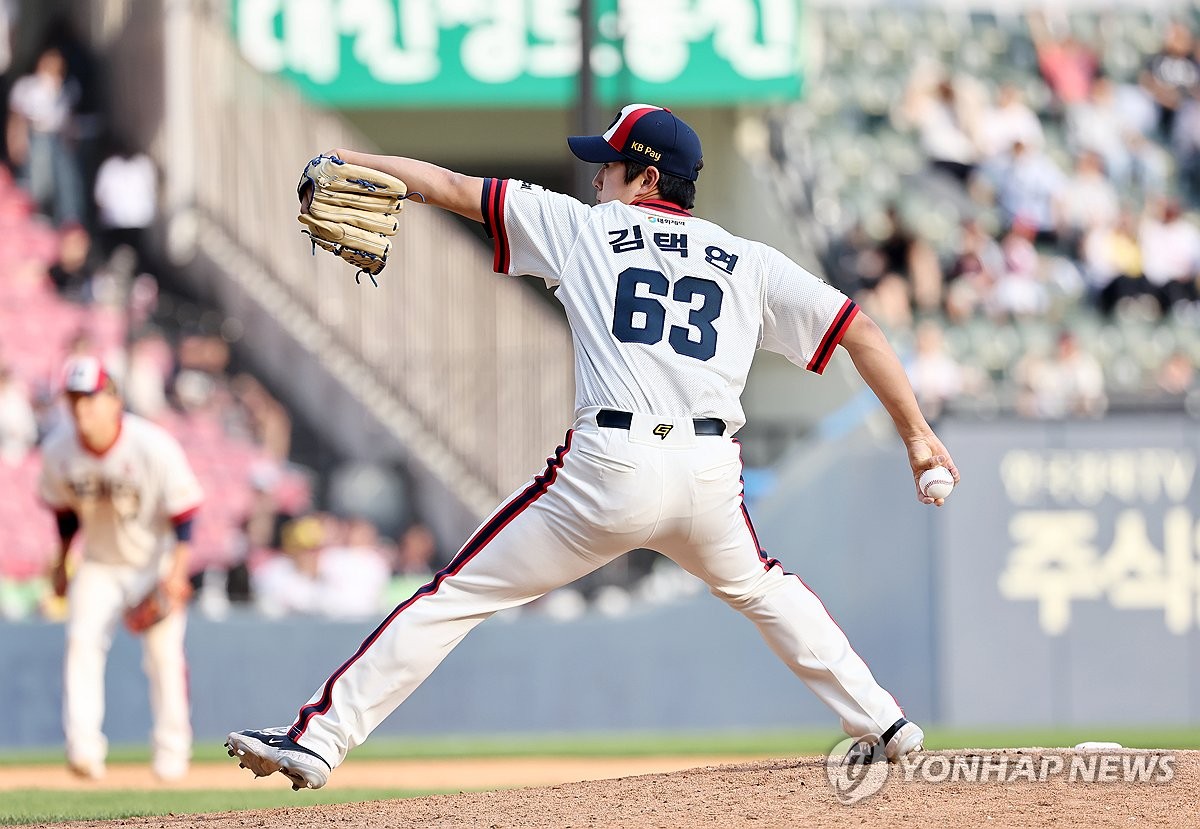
[134,416,204,520]
[758,243,858,375]
[480,178,592,288]
[37,426,76,510]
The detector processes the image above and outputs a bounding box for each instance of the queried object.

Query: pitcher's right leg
[660,452,916,755]
[229,433,626,784]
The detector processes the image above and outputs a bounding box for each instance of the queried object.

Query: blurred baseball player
[227,104,959,790]
[39,356,203,780]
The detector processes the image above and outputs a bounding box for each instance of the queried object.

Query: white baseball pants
[64,561,191,775]
[290,412,905,765]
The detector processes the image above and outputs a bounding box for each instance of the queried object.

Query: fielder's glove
[123,582,186,634]
[296,154,410,285]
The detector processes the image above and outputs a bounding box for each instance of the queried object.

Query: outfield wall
[1,595,892,750]
[752,413,1200,730]
[3,414,1198,748]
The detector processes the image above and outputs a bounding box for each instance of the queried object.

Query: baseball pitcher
[228,104,960,790]
[39,356,203,780]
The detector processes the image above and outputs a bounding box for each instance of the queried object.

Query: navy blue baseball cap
[568,104,703,181]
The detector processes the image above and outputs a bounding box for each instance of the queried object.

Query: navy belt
[596,409,726,436]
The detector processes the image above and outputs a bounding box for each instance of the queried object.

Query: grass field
[5,725,1199,766]
[3,726,1198,825]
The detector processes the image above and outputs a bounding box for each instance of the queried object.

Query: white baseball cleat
[226,726,332,791]
[883,718,925,762]
[152,757,190,782]
[845,717,925,765]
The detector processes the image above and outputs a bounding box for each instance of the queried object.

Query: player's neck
[630,190,663,206]
[79,417,123,457]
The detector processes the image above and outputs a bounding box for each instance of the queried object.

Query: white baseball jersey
[480,179,858,433]
[278,184,909,774]
[39,413,203,568]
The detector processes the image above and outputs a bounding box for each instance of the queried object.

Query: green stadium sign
[231,0,802,107]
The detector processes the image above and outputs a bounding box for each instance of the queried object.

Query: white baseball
[919,466,954,500]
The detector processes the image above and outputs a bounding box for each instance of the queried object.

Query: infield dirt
[13,749,1197,828]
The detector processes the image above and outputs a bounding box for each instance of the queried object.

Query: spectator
[86,242,136,309]
[6,47,83,224]
[224,461,312,608]
[1057,151,1119,255]
[252,514,390,619]
[252,515,324,618]
[1139,198,1200,313]
[985,141,1067,245]
[1140,21,1200,139]
[978,83,1044,159]
[901,73,981,184]
[0,1,14,83]
[230,373,291,461]
[124,331,172,420]
[317,517,390,620]
[878,204,943,314]
[906,321,966,421]
[822,221,886,299]
[0,363,35,464]
[990,218,1049,319]
[1068,76,1161,190]
[1029,13,1098,110]
[1082,211,1151,315]
[1016,331,1106,418]
[172,368,218,415]
[858,269,913,332]
[397,522,437,572]
[127,272,160,331]
[823,221,911,330]
[47,222,93,300]
[172,333,232,418]
[0,0,16,161]
[1156,350,1196,397]
[93,139,157,269]
[382,521,442,608]
[945,218,1004,322]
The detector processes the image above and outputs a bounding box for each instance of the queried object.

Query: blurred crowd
[0,17,450,623]
[790,9,1200,420]
[0,15,702,624]
[10,7,1200,621]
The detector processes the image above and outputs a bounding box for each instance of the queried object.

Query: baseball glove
[296,154,410,285]
[123,583,177,634]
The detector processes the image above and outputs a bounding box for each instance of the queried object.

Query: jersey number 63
[611,267,724,361]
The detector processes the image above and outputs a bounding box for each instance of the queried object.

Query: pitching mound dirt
[21,749,1197,829]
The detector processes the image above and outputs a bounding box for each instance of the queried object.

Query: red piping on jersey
[733,440,903,717]
[78,416,123,458]
[607,106,658,152]
[289,432,575,742]
[481,178,511,274]
[632,199,692,217]
[171,504,201,526]
[788,571,903,716]
[494,179,510,273]
[807,299,859,375]
[731,442,766,557]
